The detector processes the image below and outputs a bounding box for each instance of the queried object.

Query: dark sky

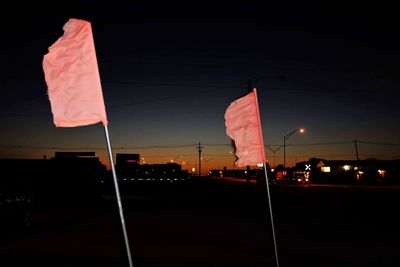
[1,1,399,170]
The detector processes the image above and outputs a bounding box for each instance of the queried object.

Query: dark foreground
[1,178,399,267]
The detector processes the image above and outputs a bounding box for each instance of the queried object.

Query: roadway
[1,179,399,267]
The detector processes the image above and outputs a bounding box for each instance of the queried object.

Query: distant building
[0,152,107,207]
[296,158,400,184]
[116,153,140,177]
[141,163,187,178]
[115,153,189,181]
[208,165,271,183]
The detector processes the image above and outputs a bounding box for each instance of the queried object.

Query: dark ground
[1,178,399,267]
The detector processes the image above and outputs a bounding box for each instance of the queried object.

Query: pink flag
[225,89,266,167]
[43,18,108,127]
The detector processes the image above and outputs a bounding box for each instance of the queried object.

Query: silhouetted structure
[116,153,140,178]
[0,153,107,208]
[296,158,400,184]
[114,153,189,180]
[209,164,272,184]
[55,151,96,158]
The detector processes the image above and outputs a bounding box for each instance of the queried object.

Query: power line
[103,81,395,94]
[285,141,355,146]
[358,141,400,146]
[203,141,358,147]
[1,83,396,118]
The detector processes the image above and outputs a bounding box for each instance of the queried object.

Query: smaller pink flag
[225,89,266,167]
[43,18,108,127]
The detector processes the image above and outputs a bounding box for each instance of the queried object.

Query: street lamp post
[265,144,281,168]
[283,128,304,168]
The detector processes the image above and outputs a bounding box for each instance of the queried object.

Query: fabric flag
[225,88,266,167]
[43,18,108,127]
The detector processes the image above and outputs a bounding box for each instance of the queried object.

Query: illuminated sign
[321,166,331,173]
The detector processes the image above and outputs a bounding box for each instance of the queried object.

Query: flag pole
[104,125,134,267]
[263,164,279,267]
[253,88,280,267]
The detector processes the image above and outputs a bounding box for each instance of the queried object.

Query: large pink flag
[225,89,266,167]
[43,18,108,127]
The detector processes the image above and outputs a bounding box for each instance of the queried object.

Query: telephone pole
[354,139,359,161]
[197,142,203,176]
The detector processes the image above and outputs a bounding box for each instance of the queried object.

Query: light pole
[283,128,305,168]
[265,144,282,168]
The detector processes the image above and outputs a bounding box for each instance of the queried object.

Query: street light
[171,155,181,163]
[283,128,305,168]
[265,144,281,168]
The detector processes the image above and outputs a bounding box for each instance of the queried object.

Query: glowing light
[271,168,275,172]
[343,165,352,171]
[321,166,331,173]
[378,170,386,177]
[257,163,264,167]
[299,128,305,133]
[192,167,196,173]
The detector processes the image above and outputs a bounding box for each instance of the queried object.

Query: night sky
[1,1,399,172]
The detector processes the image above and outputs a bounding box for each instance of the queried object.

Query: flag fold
[43,18,108,127]
[225,89,265,167]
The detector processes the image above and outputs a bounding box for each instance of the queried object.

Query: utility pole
[197,142,203,176]
[283,128,305,169]
[354,139,359,161]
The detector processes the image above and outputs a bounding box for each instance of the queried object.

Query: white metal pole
[253,88,279,267]
[263,164,279,267]
[104,125,134,267]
